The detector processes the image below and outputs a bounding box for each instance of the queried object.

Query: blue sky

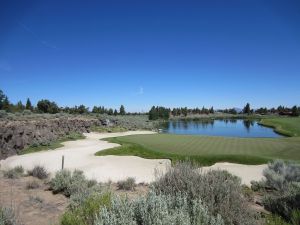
[1,0,300,112]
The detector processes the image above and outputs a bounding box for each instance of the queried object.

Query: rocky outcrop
[0,117,101,159]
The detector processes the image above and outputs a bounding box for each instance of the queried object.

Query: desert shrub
[263,191,300,222]
[117,177,136,191]
[260,160,300,223]
[61,192,111,225]
[50,170,98,198]
[291,210,300,225]
[30,142,39,148]
[3,166,24,179]
[94,191,224,225]
[29,195,44,204]
[26,180,40,189]
[263,160,300,191]
[250,180,265,192]
[13,166,24,174]
[242,185,254,202]
[3,169,19,179]
[265,214,290,225]
[69,183,103,209]
[0,206,21,225]
[0,110,7,118]
[22,110,31,115]
[50,170,74,196]
[65,132,84,140]
[152,162,257,225]
[87,179,98,188]
[27,166,48,179]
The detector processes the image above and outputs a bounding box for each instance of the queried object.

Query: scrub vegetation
[20,132,85,155]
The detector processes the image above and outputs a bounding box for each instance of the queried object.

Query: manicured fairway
[96,117,300,165]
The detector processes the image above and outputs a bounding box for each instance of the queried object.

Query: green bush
[3,166,24,179]
[94,192,224,225]
[0,206,21,225]
[50,170,98,198]
[265,214,290,225]
[27,166,48,179]
[250,180,265,192]
[117,177,136,191]
[61,192,111,225]
[291,210,300,225]
[263,191,300,222]
[152,162,257,225]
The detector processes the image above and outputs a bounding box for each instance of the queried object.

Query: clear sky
[1,0,300,112]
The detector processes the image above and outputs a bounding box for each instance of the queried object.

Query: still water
[161,119,281,138]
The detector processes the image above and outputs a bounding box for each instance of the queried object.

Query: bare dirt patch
[0,172,68,225]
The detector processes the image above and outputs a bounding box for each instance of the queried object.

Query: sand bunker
[0,131,266,185]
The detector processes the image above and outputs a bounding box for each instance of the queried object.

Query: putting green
[96,117,300,165]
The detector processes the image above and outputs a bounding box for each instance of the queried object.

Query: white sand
[0,131,267,185]
[0,131,171,183]
[202,163,267,185]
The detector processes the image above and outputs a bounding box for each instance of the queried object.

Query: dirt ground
[0,171,149,225]
[0,172,68,225]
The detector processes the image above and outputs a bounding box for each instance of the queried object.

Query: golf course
[96,117,300,165]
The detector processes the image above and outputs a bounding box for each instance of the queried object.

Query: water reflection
[161,119,281,138]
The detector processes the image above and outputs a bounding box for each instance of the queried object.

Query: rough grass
[20,132,85,155]
[91,126,128,133]
[259,117,300,137]
[96,117,300,165]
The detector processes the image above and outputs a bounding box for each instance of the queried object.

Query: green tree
[37,99,59,114]
[108,108,114,115]
[0,89,5,110]
[120,105,126,115]
[243,103,251,115]
[228,108,237,114]
[114,109,118,116]
[92,106,99,113]
[291,105,299,117]
[25,98,33,111]
[77,105,88,114]
[16,101,25,111]
[2,96,10,111]
[149,106,170,120]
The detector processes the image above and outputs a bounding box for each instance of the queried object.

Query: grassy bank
[258,117,300,137]
[96,117,300,165]
[21,132,85,155]
[91,125,128,133]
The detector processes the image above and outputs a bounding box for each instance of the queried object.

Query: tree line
[0,89,127,115]
[1,90,299,118]
[241,103,299,117]
[148,103,300,120]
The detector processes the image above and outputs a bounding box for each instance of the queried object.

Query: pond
[161,119,282,138]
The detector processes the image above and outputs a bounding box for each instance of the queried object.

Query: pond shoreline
[160,118,282,138]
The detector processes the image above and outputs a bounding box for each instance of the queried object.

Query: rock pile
[0,117,101,159]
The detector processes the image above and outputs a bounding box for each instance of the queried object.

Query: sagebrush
[152,162,257,225]
[94,191,224,225]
